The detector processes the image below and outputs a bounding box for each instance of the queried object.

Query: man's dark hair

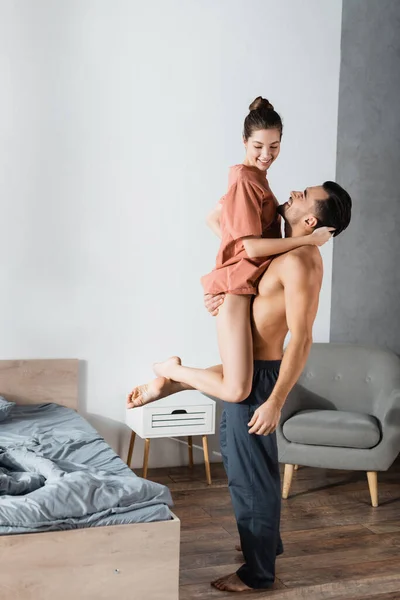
[314,181,352,237]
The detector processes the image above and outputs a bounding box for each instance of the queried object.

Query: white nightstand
[125,391,216,484]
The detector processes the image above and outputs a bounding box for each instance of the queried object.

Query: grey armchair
[277,343,400,507]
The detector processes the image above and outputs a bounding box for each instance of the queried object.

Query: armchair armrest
[373,390,400,436]
[373,389,400,421]
[369,390,400,469]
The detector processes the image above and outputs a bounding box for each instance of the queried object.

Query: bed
[0,359,180,600]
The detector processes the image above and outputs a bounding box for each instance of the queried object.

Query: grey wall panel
[331,0,400,353]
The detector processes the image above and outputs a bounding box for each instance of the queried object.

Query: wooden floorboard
[138,457,400,599]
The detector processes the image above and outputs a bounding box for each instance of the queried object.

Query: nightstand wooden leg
[188,436,194,468]
[143,438,151,479]
[202,435,212,485]
[127,431,136,468]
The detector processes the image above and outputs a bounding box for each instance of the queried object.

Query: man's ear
[304,215,319,231]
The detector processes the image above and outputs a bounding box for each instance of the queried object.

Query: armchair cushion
[282,409,381,449]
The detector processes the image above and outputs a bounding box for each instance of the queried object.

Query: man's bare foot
[153,356,181,378]
[211,573,253,592]
[127,376,171,408]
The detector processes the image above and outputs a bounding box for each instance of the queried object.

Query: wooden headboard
[0,359,79,410]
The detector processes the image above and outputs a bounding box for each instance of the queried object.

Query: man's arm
[248,252,322,435]
[269,253,321,406]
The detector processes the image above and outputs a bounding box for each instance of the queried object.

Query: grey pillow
[0,396,16,421]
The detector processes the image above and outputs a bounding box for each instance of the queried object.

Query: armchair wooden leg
[367,471,378,507]
[282,464,295,499]
[143,438,151,479]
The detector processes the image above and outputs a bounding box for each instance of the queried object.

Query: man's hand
[204,293,225,316]
[248,398,282,436]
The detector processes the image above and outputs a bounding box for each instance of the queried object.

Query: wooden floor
[137,458,400,599]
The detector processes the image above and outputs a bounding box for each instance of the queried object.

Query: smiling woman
[243,96,283,172]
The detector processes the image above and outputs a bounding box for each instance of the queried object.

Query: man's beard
[278,203,303,226]
[277,203,303,237]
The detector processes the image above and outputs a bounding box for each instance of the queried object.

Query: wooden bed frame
[0,359,180,600]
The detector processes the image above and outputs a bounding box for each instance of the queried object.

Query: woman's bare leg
[127,366,223,408]
[153,295,253,402]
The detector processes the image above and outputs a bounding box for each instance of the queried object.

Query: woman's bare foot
[211,573,253,592]
[127,377,172,408]
[153,356,181,378]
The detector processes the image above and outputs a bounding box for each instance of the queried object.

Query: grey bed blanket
[0,403,173,534]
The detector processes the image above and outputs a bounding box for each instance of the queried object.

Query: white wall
[0,0,342,467]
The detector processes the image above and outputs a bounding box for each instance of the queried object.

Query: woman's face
[244,128,281,172]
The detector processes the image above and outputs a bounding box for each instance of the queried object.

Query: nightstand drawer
[125,391,216,438]
[144,405,214,437]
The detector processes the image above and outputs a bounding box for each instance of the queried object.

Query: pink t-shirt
[201,164,281,295]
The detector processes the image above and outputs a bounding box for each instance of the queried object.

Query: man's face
[278,185,329,227]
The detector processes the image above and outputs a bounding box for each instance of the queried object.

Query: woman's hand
[204,293,225,316]
[310,227,335,246]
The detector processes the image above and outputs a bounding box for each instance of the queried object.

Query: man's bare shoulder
[275,246,323,284]
[282,245,322,267]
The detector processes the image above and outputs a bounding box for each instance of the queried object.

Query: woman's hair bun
[243,96,282,140]
[249,96,274,112]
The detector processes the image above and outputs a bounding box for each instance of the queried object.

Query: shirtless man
[127,181,352,593]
